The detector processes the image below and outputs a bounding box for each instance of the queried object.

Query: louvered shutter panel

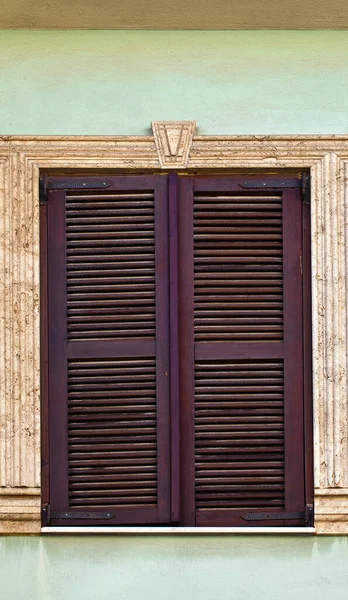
[46,176,171,526]
[178,176,306,527]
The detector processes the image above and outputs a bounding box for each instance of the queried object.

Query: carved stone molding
[0,490,40,534]
[315,489,348,534]
[152,121,195,168]
[1,126,348,533]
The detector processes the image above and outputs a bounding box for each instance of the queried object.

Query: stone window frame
[0,122,347,534]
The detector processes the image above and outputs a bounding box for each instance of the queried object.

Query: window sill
[41,526,316,535]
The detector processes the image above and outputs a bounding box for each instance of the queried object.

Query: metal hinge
[39,176,47,205]
[41,503,51,526]
[241,511,305,522]
[305,504,314,527]
[40,176,112,205]
[302,173,310,205]
[51,511,114,520]
[46,178,111,190]
[242,504,314,526]
[239,179,302,189]
[41,505,114,525]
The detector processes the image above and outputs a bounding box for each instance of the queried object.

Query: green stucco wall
[1,29,348,598]
[0,30,348,135]
[1,536,348,600]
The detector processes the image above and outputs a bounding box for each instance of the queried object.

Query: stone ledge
[0,518,41,534]
[0,492,40,534]
[315,491,348,534]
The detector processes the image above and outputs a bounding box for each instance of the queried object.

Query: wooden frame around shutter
[41,175,172,527]
[177,175,311,527]
[0,126,348,533]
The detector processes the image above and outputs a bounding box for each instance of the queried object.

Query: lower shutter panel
[47,177,170,526]
[195,359,285,511]
[68,358,157,510]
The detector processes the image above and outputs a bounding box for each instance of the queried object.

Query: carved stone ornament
[0,123,348,533]
[152,121,196,168]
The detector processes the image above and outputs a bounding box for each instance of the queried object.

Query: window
[41,173,313,528]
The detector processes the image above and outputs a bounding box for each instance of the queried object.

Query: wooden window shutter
[44,176,171,526]
[178,175,309,527]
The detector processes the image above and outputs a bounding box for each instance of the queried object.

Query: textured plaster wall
[0,30,348,135]
[1,536,348,600]
[1,0,348,29]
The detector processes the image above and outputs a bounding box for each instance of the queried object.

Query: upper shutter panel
[66,189,156,340]
[47,176,170,526]
[178,176,306,527]
[194,192,283,342]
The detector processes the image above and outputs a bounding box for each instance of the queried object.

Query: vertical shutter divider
[154,177,171,523]
[48,189,69,512]
[178,176,196,526]
[282,189,305,511]
[40,199,50,510]
[168,173,181,523]
[302,194,314,508]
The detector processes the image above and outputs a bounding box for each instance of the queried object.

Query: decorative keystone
[151,121,196,168]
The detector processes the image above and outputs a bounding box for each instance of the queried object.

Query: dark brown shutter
[178,176,307,527]
[46,176,171,526]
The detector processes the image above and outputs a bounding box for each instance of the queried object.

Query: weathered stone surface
[152,121,195,168]
[0,128,348,533]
